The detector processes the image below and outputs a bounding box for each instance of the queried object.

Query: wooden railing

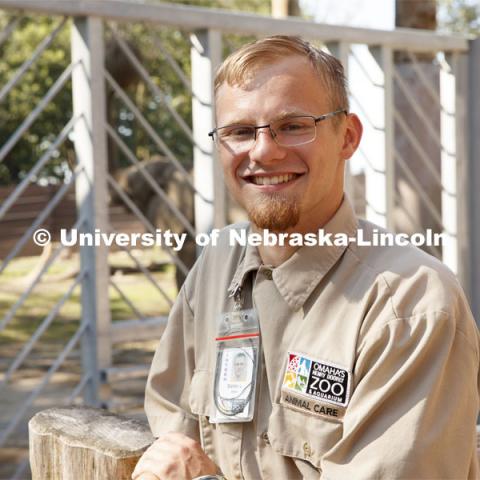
[29,407,480,480]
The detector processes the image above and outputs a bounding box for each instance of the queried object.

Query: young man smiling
[133,36,479,480]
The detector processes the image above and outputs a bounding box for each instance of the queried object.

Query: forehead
[216,56,330,123]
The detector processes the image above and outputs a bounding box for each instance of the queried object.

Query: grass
[0,247,177,345]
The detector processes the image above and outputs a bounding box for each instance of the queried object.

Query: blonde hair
[214,35,349,113]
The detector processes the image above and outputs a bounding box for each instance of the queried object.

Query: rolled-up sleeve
[145,285,199,441]
[322,310,480,479]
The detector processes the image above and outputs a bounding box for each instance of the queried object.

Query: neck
[254,193,344,267]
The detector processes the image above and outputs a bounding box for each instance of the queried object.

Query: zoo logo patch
[282,352,350,407]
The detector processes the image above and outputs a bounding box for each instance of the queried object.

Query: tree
[0,0,272,186]
[437,0,480,34]
[0,14,72,185]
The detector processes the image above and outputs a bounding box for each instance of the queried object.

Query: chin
[246,194,300,232]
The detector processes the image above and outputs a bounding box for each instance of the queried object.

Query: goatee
[246,193,300,231]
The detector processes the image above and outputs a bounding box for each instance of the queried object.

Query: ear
[340,113,363,160]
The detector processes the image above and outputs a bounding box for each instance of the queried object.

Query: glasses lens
[216,125,255,152]
[271,116,316,146]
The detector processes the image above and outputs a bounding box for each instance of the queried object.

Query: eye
[219,126,254,139]
[276,119,311,133]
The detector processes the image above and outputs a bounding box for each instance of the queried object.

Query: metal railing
[0,1,478,478]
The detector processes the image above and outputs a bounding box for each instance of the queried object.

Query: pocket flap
[267,403,342,469]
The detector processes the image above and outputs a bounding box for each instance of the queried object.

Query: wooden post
[29,407,153,480]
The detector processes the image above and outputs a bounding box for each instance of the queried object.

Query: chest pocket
[267,403,343,470]
[189,370,244,480]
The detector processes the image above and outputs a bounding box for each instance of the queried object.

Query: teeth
[251,174,296,185]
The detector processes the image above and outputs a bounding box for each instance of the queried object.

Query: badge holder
[210,308,260,423]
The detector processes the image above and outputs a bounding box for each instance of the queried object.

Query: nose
[249,127,286,164]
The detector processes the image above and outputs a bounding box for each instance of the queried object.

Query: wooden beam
[0,0,469,52]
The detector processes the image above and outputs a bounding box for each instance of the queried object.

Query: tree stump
[29,406,154,480]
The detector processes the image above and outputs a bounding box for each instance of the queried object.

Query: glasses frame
[208,109,348,150]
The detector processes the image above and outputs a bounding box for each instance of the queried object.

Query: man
[231,352,248,382]
[133,36,479,479]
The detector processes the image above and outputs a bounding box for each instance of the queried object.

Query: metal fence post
[71,16,111,405]
[440,54,459,277]
[350,45,394,229]
[467,38,480,325]
[327,42,355,204]
[191,29,225,237]
[440,52,469,293]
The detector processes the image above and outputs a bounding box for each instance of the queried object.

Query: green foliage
[154,0,271,14]
[106,22,195,171]
[0,14,73,185]
[437,0,480,34]
[0,0,271,185]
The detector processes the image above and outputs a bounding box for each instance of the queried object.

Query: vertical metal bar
[71,16,111,406]
[453,51,470,296]
[440,53,459,277]
[353,44,394,228]
[190,29,225,237]
[467,38,480,324]
[382,45,395,230]
[327,42,354,204]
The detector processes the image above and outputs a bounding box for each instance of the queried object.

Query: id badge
[210,309,260,423]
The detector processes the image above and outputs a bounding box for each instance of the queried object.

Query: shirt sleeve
[144,285,199,441]
[321,310,480,479]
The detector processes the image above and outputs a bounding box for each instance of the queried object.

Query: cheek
[220,159,241,194]
[222,155,245,181]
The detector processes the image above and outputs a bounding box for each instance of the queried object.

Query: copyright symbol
[33,229,51,246]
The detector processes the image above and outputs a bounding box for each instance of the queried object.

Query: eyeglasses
[208,109,347,153]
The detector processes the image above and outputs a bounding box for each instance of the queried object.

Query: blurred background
[0,0,478,478]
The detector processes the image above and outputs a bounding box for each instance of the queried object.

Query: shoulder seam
[346,245,399,321]
[358,309,450,351]
[358,310,479,358]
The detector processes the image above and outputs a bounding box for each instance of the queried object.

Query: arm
[135,283,221,479]
[144,286,198,439]
[322,310,480,479]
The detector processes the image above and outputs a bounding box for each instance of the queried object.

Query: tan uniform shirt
[145,197,480,479]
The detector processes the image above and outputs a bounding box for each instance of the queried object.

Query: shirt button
[261,432,270,445]
[264,269,273,280]
[303,441,312,458]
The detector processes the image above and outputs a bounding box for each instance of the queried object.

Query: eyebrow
[220,109,313,127]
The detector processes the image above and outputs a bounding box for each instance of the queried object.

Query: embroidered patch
[282,352,350,407]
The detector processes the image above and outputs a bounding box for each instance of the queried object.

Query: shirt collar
[227,227,262,297]
[228,195,358,310]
